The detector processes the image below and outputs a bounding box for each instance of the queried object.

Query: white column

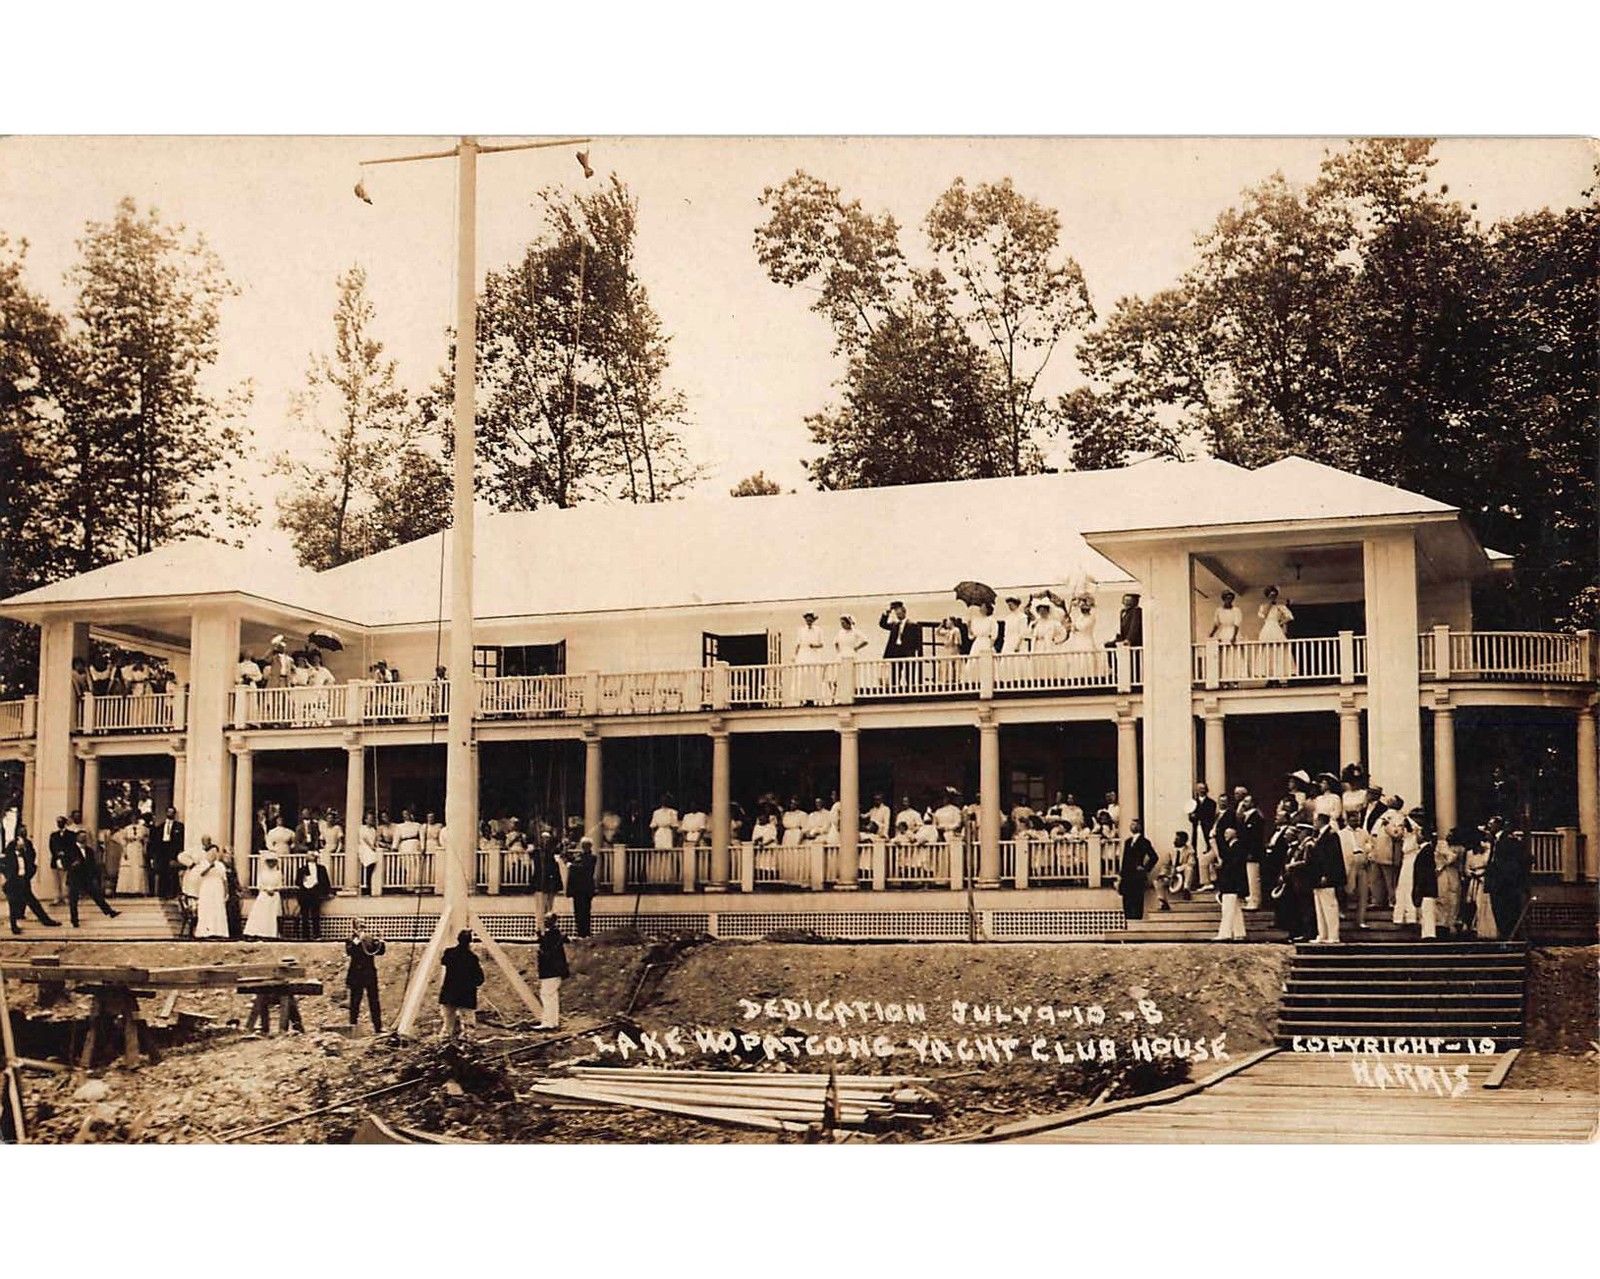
[583,729,604,842]
[230,744,253,864]
[33,620,86,871]
[837,717,860,889]
[1115,706,1140,836]
[1363,531,1423,811]
[78,747,101,834]
[171,743,188,823]
[1431,700,1457,838]
[184,606,240,853]
[1202,708,1227,798]
[1578,703,1598,881]
[19,747,36,849]
[1137,546,1195,851]
[1338,699,1362,775]
[976,713,1000,887]
[344,741,364,892]
[710,727,731,890]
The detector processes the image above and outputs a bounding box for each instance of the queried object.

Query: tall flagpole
[372,135,590,1037]
[443,136,478,940]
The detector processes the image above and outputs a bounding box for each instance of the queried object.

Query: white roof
[2,456,1483,628]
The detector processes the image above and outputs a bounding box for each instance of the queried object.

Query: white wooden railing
[35,629,1591,741]
[1425,630,1592,683]
[0,697,32,740]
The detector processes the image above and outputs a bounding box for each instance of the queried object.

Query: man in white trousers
[1309,812,1346,944]
[536,913,569,1030]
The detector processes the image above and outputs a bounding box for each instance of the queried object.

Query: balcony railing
[12,628,1589,741]
[1422,630,1593,683]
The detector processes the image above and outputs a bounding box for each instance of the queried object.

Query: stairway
[10,897,184,942]
[1275,940,1528,1048]
[1120,896,1409,942]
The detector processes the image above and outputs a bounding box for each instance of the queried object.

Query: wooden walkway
[1007,1051,1598,1144]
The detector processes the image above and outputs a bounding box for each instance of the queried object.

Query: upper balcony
[0,627,1587,745]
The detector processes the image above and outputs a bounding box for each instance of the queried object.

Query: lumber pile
[530,1067,935,1133]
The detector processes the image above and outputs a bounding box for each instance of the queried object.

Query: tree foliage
[427,175,698,510]
[1064,140,1599,628]
[0,203,256,692]
[274,265,449,569]
[729,470,784,497]
[754,172,1095,488]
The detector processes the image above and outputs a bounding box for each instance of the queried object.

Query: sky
[1,136,1593,550]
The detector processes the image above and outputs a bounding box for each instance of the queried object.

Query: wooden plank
[235,980,323,996]
[529,1081,807,1132]
[1,964,150,984]
[1481,1049,1521,1089]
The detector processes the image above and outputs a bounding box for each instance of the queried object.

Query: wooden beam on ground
[1481,1048,1521,1089]
[1,964,150,984]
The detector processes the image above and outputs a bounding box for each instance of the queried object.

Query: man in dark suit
[1310,812,1347,944]
[64,830,119,927]
[151,806,184,899]
[1118,819,1158,920]
[295,850,334,939]
[1236,794,1267,908]
[2,823,59,932]
[1107,593,1144,648]
[345,921,387,1033]
[1484,819,1530,940]
[879,601,923,692]
[294,807,323,855]
[48,816,77,906]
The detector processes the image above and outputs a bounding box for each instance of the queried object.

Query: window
[474,644,567,679]
[1009,770,1047,806]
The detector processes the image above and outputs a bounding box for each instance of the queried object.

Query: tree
[59,198,255,568]
[754,172,1095,487]
[925,177,1094,473]
[429,176,698,510]
[275,265,449,569]
[1063,138,1600,628]
[0,235,72,692]
[729,471,783,497]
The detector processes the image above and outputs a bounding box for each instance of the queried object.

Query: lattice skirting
[301,908,1127,943]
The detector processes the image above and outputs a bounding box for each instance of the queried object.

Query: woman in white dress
[751,807,779,878]
[650,795,680,850]
[1257,586,1295,684]
[194,847,231,939]
[1208,590,1244,684]
[1030,602,1068,684]
[793,611,829,705]
[244,855,283,939]
[1063,597,1100,684]
[780,799,806,848]
[116,818,149,896]
[833,615,869,697]
[1391,806,1422,925]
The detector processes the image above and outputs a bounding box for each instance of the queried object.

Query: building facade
[2,456,1595,933]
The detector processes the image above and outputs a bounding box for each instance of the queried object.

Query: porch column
[1578,702,1598,881]
[583,727,604,842]
[1430,698,1457,839]
[1135,545,1195,848]
[344,740,364,893]
[1338,697,1362,775]
[78,746,101,833]
[1363,531,1422,811]
[184,605,241,854]
[230,743,253,863]
[170,741,188,823]
[976,711,1001,887]
[19,746,36,852]
[1202,706,1226,797]
[1115,704,1140,836]
[836,716,859,888]
[710,725,732,889]
[32,620,87,892]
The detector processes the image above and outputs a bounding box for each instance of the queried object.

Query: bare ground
[4,938,1592,1142]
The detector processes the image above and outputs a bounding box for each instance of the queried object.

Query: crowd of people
[1117,763,1537,943]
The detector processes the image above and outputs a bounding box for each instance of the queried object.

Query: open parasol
[308,629,344,652]
[953,581,997,608]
